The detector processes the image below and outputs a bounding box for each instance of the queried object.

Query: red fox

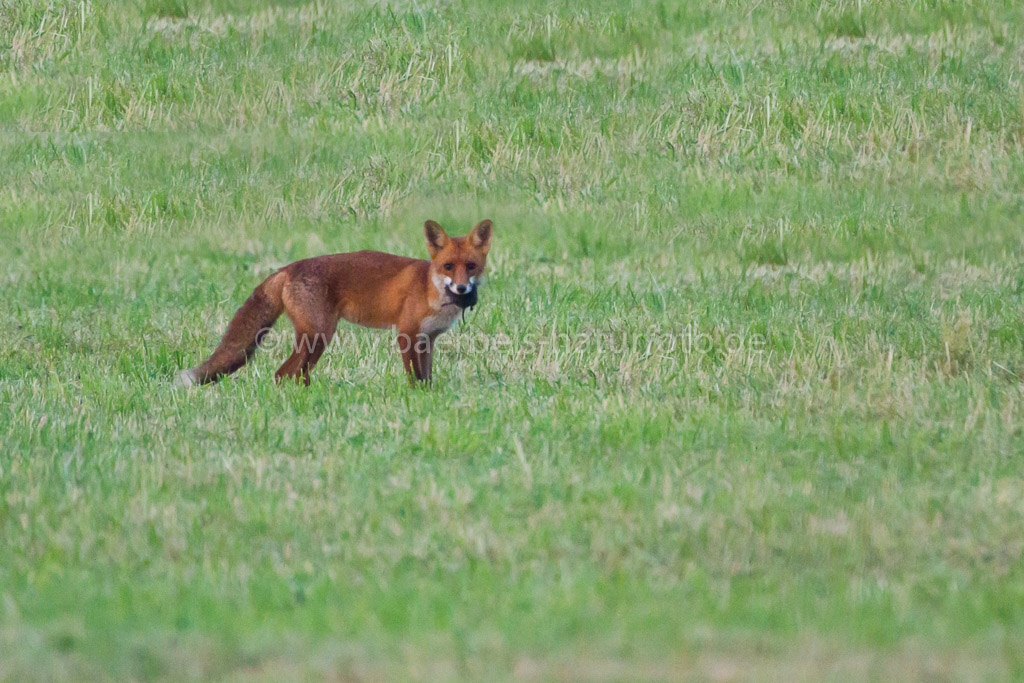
[175,219,492,386]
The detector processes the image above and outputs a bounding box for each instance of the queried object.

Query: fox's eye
[467,263,477,272]
[443,263,454,271]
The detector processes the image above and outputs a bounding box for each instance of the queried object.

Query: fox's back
[282,251,430,328]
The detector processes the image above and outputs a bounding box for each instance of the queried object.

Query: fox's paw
[173,368,198,387]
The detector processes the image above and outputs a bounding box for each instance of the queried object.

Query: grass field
[2,0,1024,679]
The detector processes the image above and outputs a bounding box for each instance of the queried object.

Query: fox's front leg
[397,329,433,382]
[418,334,436,381]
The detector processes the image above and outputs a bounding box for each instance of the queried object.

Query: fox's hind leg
[275,287,337,386]
[276,322,335,386]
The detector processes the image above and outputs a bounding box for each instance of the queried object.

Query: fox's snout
[443,276,474,295]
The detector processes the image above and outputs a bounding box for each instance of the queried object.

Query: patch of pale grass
[146,2,329,37]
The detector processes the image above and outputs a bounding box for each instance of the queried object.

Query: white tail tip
[173,369,198,387]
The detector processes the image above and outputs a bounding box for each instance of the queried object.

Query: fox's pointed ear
[424,220,450,256]
[469,219,493,253]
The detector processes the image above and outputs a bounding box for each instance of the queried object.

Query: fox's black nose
[455,285,469,294]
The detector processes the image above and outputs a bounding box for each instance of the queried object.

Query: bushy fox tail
[175,271,287,386]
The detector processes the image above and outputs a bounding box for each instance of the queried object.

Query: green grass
[2,0,1024,679]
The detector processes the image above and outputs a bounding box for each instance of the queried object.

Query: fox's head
[424,219,493,300]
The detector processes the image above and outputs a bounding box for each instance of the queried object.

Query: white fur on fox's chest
[419,305,461,335]
[420,273,460,335]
